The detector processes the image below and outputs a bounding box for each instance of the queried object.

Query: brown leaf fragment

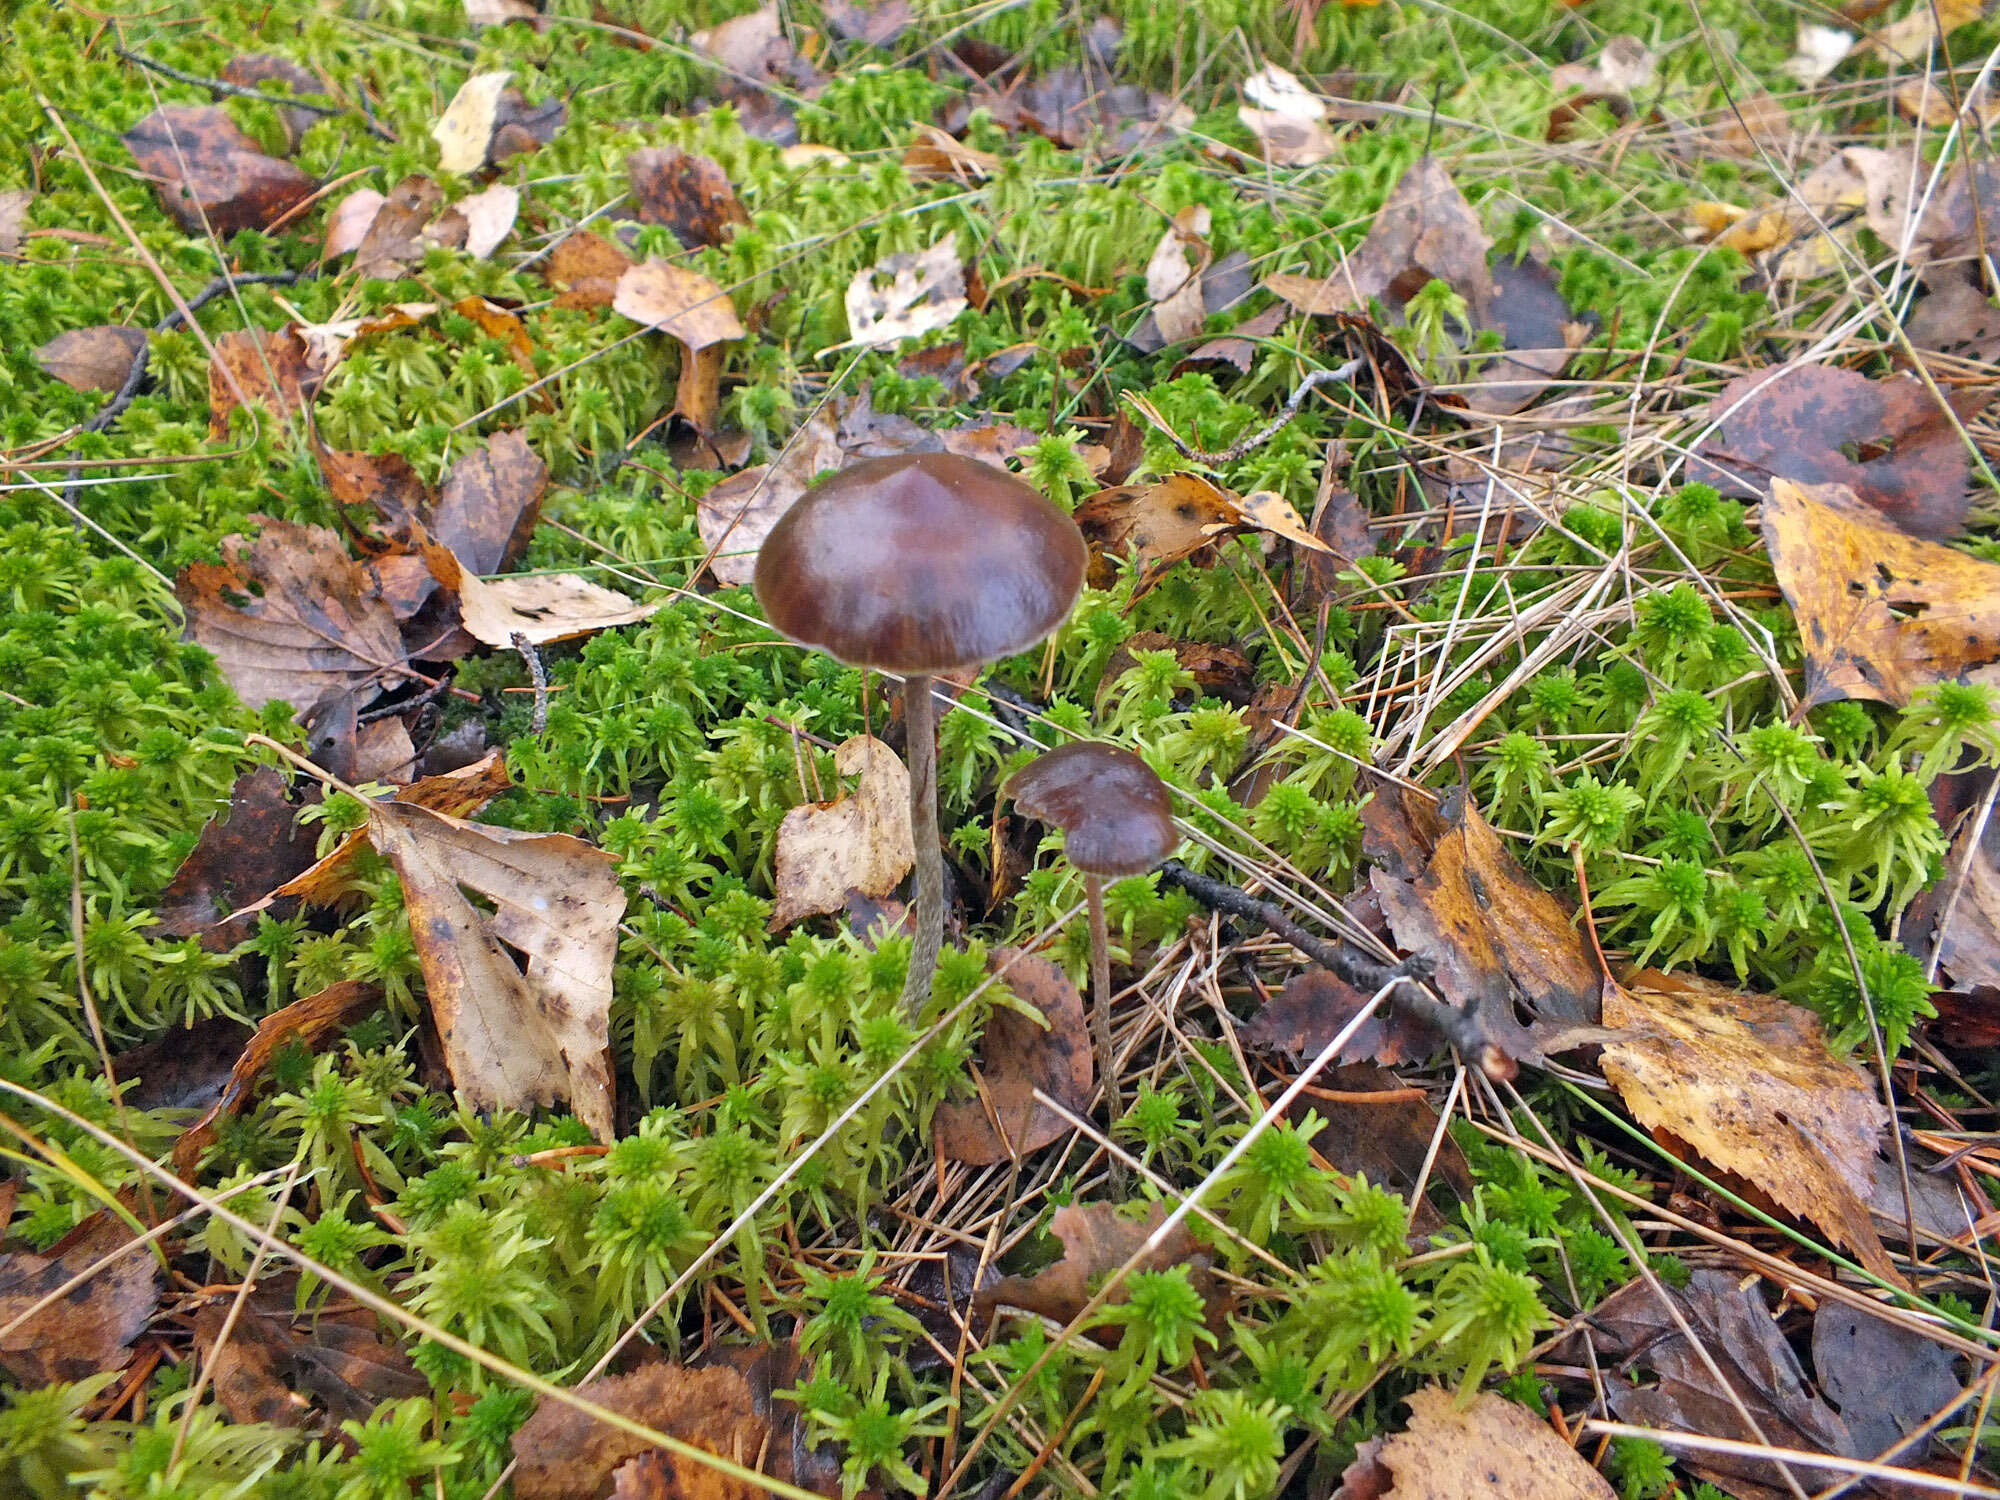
[975,1201,1223,1332]
[35,325,146,394]
[835,239,966,352]
[355,716,418,783]
[1762,477,2000,708]
[903,123,996,182]
[350,175,452,281]
[1812,1299,1962,1464]
[0,187,31,253]
[512,1358,841,1500]
[1177,302,1288,378]
[459,181,520,259]
[176,517,406,712]
[1906,276,2000,363]
[692,3,789,81]
[1074,472,1239,594]
[1358,1388,1617,1499]
[628,146,749,249]
[421,537,659,647]
[433,71,511,174]
[1693,364,1989,540]
[194,1302,310,1430]
[321,188,385,260]
[157,767,319,948]
[207,326,319,439]
[488,89,565,165]
[1244,967,1441,1066]
[545,229,635,309]
[221,53,324,152]
[172,982,384,1174]
[696,405,843,587]
[0,1209,162,1386]
[111,1016,252,1112]
[613,261,745,438]
[434,429,548,574]
[1145,204,1213,346]
[1601,969,1898,1282]
[934,948,1093,1164]
[369,801,621,1139]
[823,0,912,45]
[1458,257,1585,416]
[770,735,914,929]
[317,441,430,526]
[1702,89,1793,158]
[938,421,1036,467]
[122,105,316,237]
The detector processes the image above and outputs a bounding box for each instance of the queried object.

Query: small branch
[512,632,549,737]
[1158,858,1520,1081]
[1126,360,1361,468]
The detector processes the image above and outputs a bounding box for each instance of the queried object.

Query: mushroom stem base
[901,672,943,1019]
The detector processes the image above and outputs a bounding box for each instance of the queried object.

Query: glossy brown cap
[1006,741,1176,878]
[753,452,1087,674]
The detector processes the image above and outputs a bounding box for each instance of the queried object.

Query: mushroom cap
[753,452,1087,675]
[1006,741,1176,878]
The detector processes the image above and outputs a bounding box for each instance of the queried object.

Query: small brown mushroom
[1005,741,1176,1125]
[755,452,1086,1016]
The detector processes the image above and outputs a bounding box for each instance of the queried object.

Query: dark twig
[356,671,452,726]
[512,632,549,737]
[1127,359,1361,468]
[114,47,395,140]
[1158,859,1520,1081]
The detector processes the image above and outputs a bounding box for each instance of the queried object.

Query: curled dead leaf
[433,70,511,174]
[933,947,1092,1164]
[770,735,914,929]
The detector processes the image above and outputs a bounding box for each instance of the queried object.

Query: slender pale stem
[901,672,943,1018]
[1086,873,1117,1128]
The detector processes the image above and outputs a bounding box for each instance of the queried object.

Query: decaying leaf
[365,798,621,1140]
[1244,967,1441,1067]
[177,517,407,712]
[1763,477,2000,708]
[1334,1388,1616,1500]
[628,145,749,249]
[1074,472,1240,595]
[1238,106,1336,166]
[544,229,635,309]
[208,326,320,439]
[350,174,467,280]
[903,123,996,181]
[195,1291,426,1431]
[431,429,549,575]
[421,537,660,647]
[1601,968,1898,1281]
[157,767,319,949]
[614,260,746,436]
[834,238,966,352]
[123,105,316,237]
[692,2,787,80]
[945,63,1190,152]
[934,948,1093,1164]
[222,53,324,152]
[1458,257,1588,416]
[322,187,386,260]
[975,1200,1221,1331]
[512,1355,842,1500]
[0,187,31,253]
[459,181,520,259]
[1695,364,1985,541]
[433,70,511,174]
[0,1209,162,1386]
[696,405,843,587]
[1145,205,1213,345]
[1864,0,1983,61]
[1550,34,1657,102]
[35,324,146,394]
[770,736,914,930]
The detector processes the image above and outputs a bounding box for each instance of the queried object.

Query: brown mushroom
[755,452,1087,1016]
[1005,741,1176,1124]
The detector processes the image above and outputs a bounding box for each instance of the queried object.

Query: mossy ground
[2,0,1998,1494]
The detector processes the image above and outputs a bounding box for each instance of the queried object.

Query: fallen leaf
[421,537,660,647]
[1238,106,1336,166]
[35,325,146,393]
[628,146,749,249]
[1096,632,1257,710]
[613,260,745,438]
[1865,0,1982,61]
[459,181,520,259]
[1550,34,1657,100]
[823,0,912,46]
[692,3,787,80]
[1230,490,1336,555]
[1701,89,1793,158]
[1145,204,1212,345]
[1762,477,2000,707]
[222,53,324,152]
[975,1200,1217,1328]
[122,105,316,237]
[195,1293,425,1430]
[1926,809,2000,992]
[1895,74,1999,128]
[322,187,386,260]
[291,302,438,381]
[111,1017,252,1113]
[1243,967,1442,1067]
[1368,785,1600,1026]
[433,70,511,174]
[1693,363,1986,540]
[545,229,635,309]
[364,800,621,1140]
[1177,302,1289,378]
[351,175,461,280]
[1334,1387,1615,1499]
[1286,1066,1473,1227]
[1601,968,1898,1282]
[171,982,384,1174]
[208,325,319,439]
[467,0,538,24]
[0,1209,161,1386]
[945,65,1189,152]
[1242,63,1329,119]
[769,735,914,930]
[934,947,1092,1164]
[156,767,319,949]
[318,441,430,526]
[176,516,407,712]
[432,429,548,575]
[355,717,418,783]
[833,238,967,353]
[512,1356,841,1500]
[0,187,31,253]
[695,405,843,587]
[1458,257,1586,416]
[939,420,1037,467]
[1785,22,1856,83]
[1812,1299,1962,1464]
[487,88,565,164]
[1075,472,1240,594]
[903,123,996,181]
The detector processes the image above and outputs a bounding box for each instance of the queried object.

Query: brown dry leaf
[278,751,513,906]
[322,188,385,260]
[1339,1388,1616,1500]
[1097,632,1256,710]
[35,324,146,393]
[938,420,1036,466]
[512,1357,841,1500]
[169,981,381,1172]
[1896,74,1999,127]
[433,429,548,574]
[1459,257,1587,417]
[1602,969,1898,1282]
[421,537,660,647]
[318,440,430,526]
[1239,106,1337,165]
[368,799,621,1140]
[1703,89,1793,158]
[459,181,520,259]
[903,123,996,181]
[769,735,914,930]
[487,89,565,166]
[222,53,323,152]
[975,1201,1214,1328]
[692,2,787,79]
[824,0,912,45]
[157,767,319,949]
[123,105,316,237]
[833,238,966,353]
[1866,0,1983,60]
[1694,364,1987,541]
[0,1209,162,1386]
[1074,472,1239,594]
[1763,477,2000,707]
[1243,967,1442,1067]
[696,404,843,587]
[628,146,749,249]
[195,1294,425,1431]
[934,948,1092,1164]
[1144,204,1212,346]
[1550,34,1657,100]
[355,717,418,782]
[208,326,319,439]
[176,517,406,712]
[545,230,635,309]
[350,175,465,281]
[946,64,1189,152]
[1369,785,1600,1027]
[1231,490,1336,555]
[433,70,511,174]
[0,187,31,253]
[1716,147,1919,281]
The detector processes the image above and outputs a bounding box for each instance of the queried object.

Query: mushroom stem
[901,671,943,1018]
[1085,872,1117,1127]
